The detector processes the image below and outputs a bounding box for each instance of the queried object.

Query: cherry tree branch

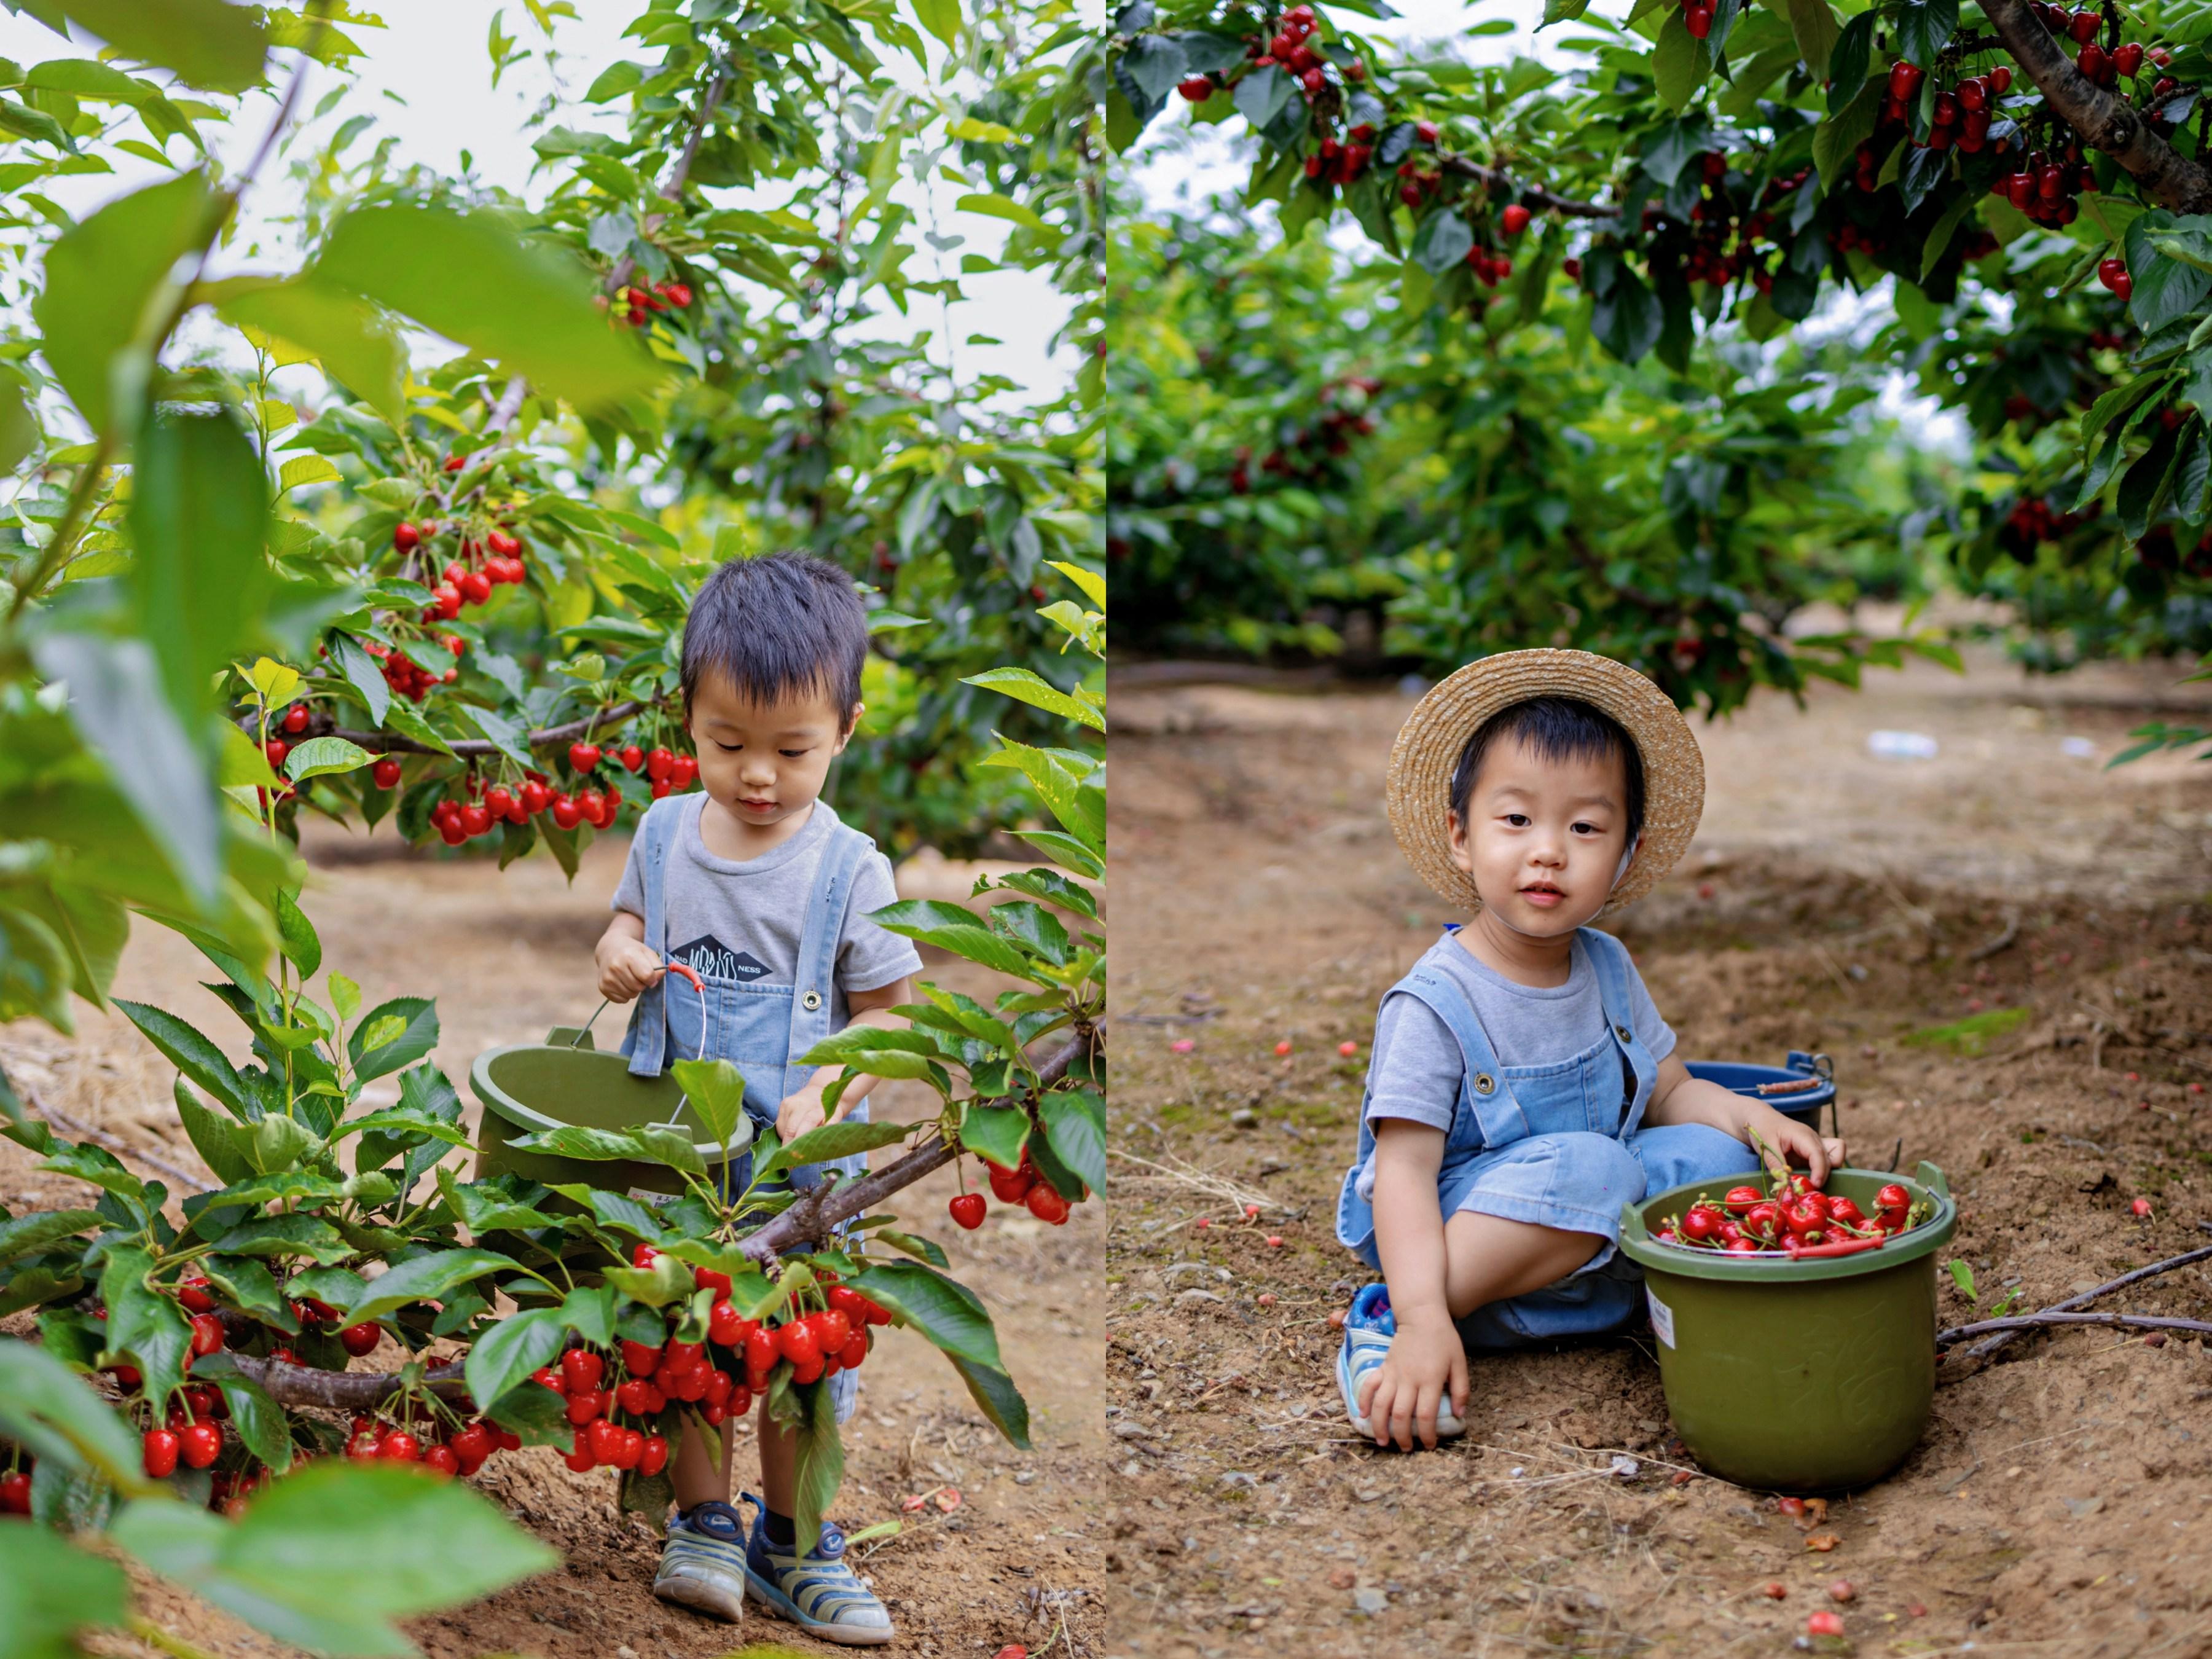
[606,67,732,297]
[316,700,649,760]
[1980,0,2212,213]
[1437,153,1618,219]
[230,1354,471,1411]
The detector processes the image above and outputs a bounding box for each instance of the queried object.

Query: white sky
[0,1,1078,419]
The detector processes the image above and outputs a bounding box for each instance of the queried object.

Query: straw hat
[1384,649,1704,916]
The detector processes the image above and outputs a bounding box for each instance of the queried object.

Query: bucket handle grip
[566,959,708,1051]
[1618,1198,1649,1245]
[1915,1159,1950,1201]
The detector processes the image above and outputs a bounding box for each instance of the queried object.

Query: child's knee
[1634,1123,1760,1193]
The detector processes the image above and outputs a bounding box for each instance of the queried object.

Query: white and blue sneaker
[653,1500,750,1622]
[739,1491,895,1647]
[1337,1282,1465,1441]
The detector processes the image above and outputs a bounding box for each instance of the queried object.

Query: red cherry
[562,1432,597,1473]
[561,1349,605,1394]
[189,1312,225,1357]
[621,744,646,773]
[450,1421,495,1467]
[1026,1182,1072,1225]
[371,757,402,790]
[2114,41,2144,76]
[532,1365,567,1395]
[442,453,466,473]
[1415,119,1438,144]
[563,1389,605,1426]
[1500,203,1531,236]
[378,1429,422,1462]
[1806,1612,1845,1637]
[339,1322,380,1357]
[665,283,692,307]
[264,738,289,772]
[2068,7,2100,41]
[774,1320,822,1368]
[459,803,492,837]
[949,1192,987,1229]
[461,570,492,605]
[551,793,581,829]
[1177,75,1212,101]
[645,747,675,780]
[577,788,606,826]
[176,1275,216,1314]
[519,779,551,814]
[2132,1196,2154,1217]
[138,1427,179,1479]
[178,1422,222,1469]
[393,521,420,552]
[662,1338,703,1374]
[418,1445,458,1478]
[433,584,461,619]
[569,742,601,774]
[670,754,698,788]
[640,1434,669,1476]
[1684,6,1712,37]
[487,528,521,557]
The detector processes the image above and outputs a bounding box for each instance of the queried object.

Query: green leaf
[957,1103,1029,1172]
[1812,79,1881,195]
[0,1513,130,1656]
[1771,0,1838,76]
[509,1123,706,1178]
[206,1364,293,1472]
[117,1000,256,1121]
[1038,1088,1105,1196]
[1409,209,1473,277]
[959,667,1104,731]
[331,633,391,728]
[339,1249,519,1325]
[1919,190,1976,282]
[348,996,438,1083]
[872,1228,949,1268]
[463,1305,565,1412]
[1233,63,1295,131]
[315,204,665,413]
[1947,1257,1977,1300]
[2132,212,2212,331]
[766,1118,911,1176]
[111,1460,557,1656]
[543,1183,666,1242]
[1825,7,1875,111]
[1894,0,1957,68]
[0,1335,152,1492]
[25,57,152,105]
[0,1208,100,1265]
[1652,9,1712,112]
[45,0,267,92]
[481,1376,571,1446]
[210,1213,348,1261]
[34,170,214,435]
[131,409,271,725]
[946,1353,1031,1449]
[272,887,320,978]
[912,0,962,47]
[667,1057,751,1157]
[283,735,373,783]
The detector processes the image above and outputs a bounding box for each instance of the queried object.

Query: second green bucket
[1615,1162,1958,1493]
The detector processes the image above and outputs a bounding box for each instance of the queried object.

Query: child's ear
[834,703,864,751]
[1446,807,1475,873]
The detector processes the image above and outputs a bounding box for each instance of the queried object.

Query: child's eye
[1503,813,1530,828]
[715,742,740,753]
[780,748,809,758]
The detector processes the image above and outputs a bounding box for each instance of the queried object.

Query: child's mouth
[1521,884,1564,908]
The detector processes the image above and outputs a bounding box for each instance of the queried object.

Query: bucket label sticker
[1647,1286,1676,1349]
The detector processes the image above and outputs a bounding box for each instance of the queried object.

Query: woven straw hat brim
[1384,649,1704,917]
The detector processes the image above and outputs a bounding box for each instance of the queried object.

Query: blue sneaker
[739,1491,895,1647]
[653,1500,750,1622]
[1336,1282,1465,1441]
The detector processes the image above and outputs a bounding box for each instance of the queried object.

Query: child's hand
[596,935,667,1004]
[1359,1311,1467,1451]
[1757,1109,1846,1185]
[776,1083,833,1146]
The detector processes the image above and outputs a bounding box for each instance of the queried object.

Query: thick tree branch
[233,1353,471,1411]
[606,68,732,297]
[1964,1239,2212,1359]
[315,700,649,761]
[1982,0,2212,213]
[1438,154,1618,219]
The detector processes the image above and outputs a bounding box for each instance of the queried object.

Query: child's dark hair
[1448,696,1645,841]
[680,551,868,726]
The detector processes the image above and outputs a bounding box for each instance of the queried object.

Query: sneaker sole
[744,1574,896,1647]
[654,1573,748,1623]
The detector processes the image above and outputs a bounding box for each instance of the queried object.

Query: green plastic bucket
[469,1027,752,1197]
[1615,1161,1958,1493]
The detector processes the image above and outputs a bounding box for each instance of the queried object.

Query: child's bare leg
[671,1410,735,1512]
[757,1413,797,1524]
[1441,1210,1607,1317]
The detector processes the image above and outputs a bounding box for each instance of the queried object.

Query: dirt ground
[1104,648,2212,1659]
[1,820,1104,1659]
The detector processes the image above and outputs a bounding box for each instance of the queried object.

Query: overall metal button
[1472,1072,1496,1096]
[1615,1024,1632,1042]
[801,990,823,1011]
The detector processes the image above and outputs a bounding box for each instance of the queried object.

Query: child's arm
[1365,1118,1471,1451]
[594,909,668,1003]
[1642,1053,1846,1181]
[775,974,918,1143]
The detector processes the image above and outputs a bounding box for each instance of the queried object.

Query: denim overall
[1335,925,1757,1350]
[619,793,879,1421]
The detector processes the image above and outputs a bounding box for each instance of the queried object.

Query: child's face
[684,671,859,830]
[1447,734,1631,935]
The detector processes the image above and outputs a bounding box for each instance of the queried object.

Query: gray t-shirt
[1363,929,1676,1135]
[610,796,922,1021]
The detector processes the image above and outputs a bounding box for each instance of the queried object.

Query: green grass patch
[1899,1005,2033,1057]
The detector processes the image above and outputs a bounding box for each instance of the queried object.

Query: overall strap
[1391,958,1532,1148]
[781,803,875,1103]
[1577,925,1656,1133]
[622,794,696,1077]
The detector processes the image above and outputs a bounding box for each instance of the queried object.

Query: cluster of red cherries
[405,526,531,624]
[1997,493,2092,559]
[540,1248,891,1475]
[396,738,699,845]
[600,278,694,329]
[340,1407,525,1481]
[361,632,465,704]
[949,1148,1075,1230]
[1880,58,2014,157]
[1228,377,1383,494]
[1656,1174,1923,1258]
